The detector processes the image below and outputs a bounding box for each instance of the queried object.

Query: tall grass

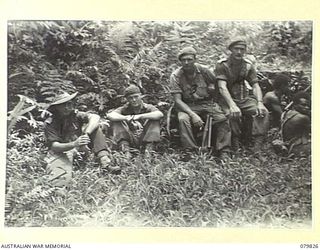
[5,132,311,227]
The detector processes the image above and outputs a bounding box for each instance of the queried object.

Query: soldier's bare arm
[107,111,131,122]
[217,80,241,118]
[252,83,268,117]
[133,110,163,121]
[83,113,101,134]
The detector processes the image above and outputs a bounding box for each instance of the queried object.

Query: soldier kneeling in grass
[107,85,164,157]
[44,91,119,187]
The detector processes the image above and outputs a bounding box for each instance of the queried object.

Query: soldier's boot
[231,135,241,152]
[144,142,155,159]
[252,136,264,153]
[219,148,231,163]
[98,151,121,175]
[119,140,132,159]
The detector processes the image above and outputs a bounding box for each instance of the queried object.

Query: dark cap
[178,47,197,61]
[49,92,78,107]
[228,39,247,50]
[124,85,141,97]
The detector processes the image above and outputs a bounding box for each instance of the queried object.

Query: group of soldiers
[44,39,311,187]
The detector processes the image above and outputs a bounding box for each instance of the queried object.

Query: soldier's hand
[256,102,268,117]
[131,120,143,130]
[192,92,203,100]
[190,113,204,128]
[125,115,134,122]
[132,114,143,121]
[74,134,91,147]
[229,105,242,118]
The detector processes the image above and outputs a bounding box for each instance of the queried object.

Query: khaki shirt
[169,63,216,104]
[215,57,258,100]
[44,110,90,147]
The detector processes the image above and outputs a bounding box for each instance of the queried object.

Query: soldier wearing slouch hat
[44,91,119,187]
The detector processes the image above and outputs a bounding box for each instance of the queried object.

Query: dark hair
[273,74,290,90]
[293,91,310,105]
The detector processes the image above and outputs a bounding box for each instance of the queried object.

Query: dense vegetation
[6,21,312,227]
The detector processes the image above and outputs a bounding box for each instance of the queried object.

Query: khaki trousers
[45,127,108,187]
[112,120,161,147]
[177,102,231,151]
[220,97,269,137]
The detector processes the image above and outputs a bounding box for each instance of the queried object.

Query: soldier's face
[55,101,74,117]
[127,93,142,108]
[180,54,196,70]
[230,45,246,60]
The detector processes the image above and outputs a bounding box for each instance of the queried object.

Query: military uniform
[169,63,231,151]
[215,57,269,139]
[111,102,161,147]
[44,110,109,186]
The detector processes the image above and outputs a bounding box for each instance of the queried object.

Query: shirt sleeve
[200,66,216,84]
[169,70,182,94]
[214,63,228,81]
[44,120,62,147]
[144,103,160,112]
[246,64,258,86]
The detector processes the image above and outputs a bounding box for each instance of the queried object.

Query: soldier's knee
[245,108,257,116]
[178,112,191,123]
[46,155,73,187]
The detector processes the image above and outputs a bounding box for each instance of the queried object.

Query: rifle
[207,116,213,148]
[201,115,226,149]
[201,114,211,148]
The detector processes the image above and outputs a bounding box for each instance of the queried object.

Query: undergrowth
[5,132,311,228]
[5,21,312,228]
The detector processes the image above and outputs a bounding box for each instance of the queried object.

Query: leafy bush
[8,21,312,114]
[6,20,312,227]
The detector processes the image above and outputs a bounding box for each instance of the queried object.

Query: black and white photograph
[6,20,312,228]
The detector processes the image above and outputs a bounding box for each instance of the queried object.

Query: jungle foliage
[6,21,312,227]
